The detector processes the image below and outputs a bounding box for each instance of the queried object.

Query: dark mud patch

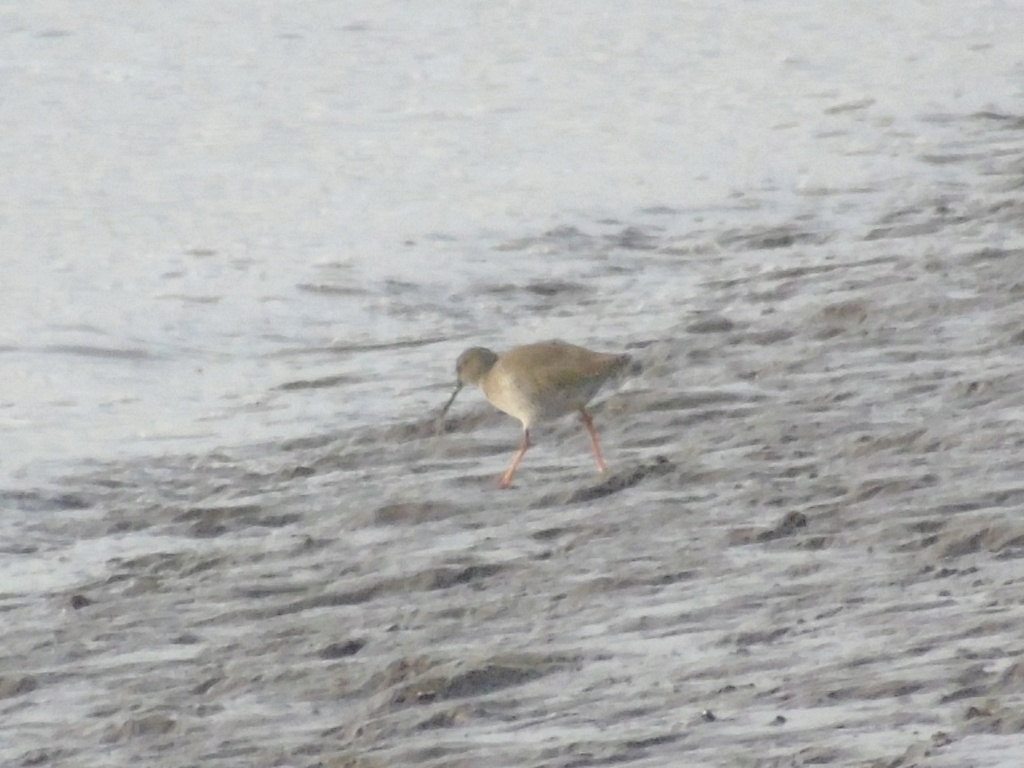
[373,500,467,525]
[727,510,811,546]
[535,456,675,506]
[174,504,302,537]
[686,315,736,334]
[274,373,361,391]
[717,224,828,250]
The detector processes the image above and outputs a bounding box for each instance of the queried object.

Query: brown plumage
[439,340,631,488]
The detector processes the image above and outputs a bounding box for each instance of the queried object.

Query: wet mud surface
[4,112,1024,766]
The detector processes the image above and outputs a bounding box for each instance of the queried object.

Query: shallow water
[3,2,1024,766]
[4,0,1023,485]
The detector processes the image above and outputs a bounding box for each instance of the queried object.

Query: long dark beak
[437,381,463,434]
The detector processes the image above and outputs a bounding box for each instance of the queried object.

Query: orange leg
[579,408,608,473]
[499,429,531,489]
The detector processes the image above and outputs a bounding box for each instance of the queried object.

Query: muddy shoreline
[4,111,1024,767]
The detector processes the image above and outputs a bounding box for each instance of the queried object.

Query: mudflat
[4,111,1024,767]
